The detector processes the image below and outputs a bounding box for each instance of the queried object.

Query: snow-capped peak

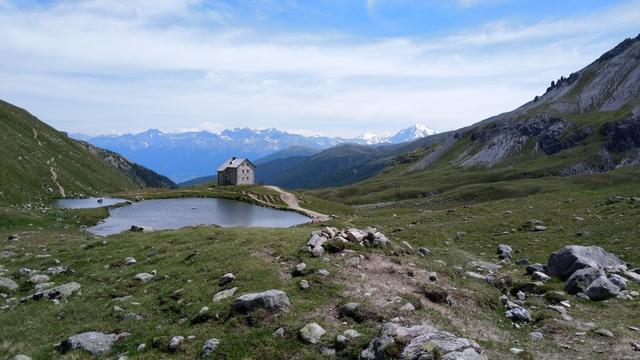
[387,124,437,143]
[359,132,389,145]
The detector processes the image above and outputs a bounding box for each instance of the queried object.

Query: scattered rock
[510,348,524,354]
[299,280,310,290]
[595,329,614,337]
[506,307,531,323]
[632,342,640,351]
[29,274,50,284]
[134,273,154,283]
[8,234,20,241]
[56,331,130,356]
[201,338,220,358]
[532,271,551,282]
[400,303,415,312]
[529,332,544,341]
[47,266,67,275]
[547,245,626,279]
[218,273,234,286]
[418,247,431,256]
[213,287,237,303]
[11,355,31,360]
[525,263,547,275]
[336,334,349,349]
[231,289,290,314]
[343,329,361,339]
[130,225,153,232]
[423,284,450,304]
[311,246,325,257]
[317,269,330,277]
[299,322,326,344]
[532,225,547,232]
[124,257,137,265]
[516,258,530,266]
[0,277,19,291]
[273,327,285,338]
[319,347,336,356]
[123,312,143,321]
[359,322,486,360]
[292,263,306,277]
[465,260,502,272]
[497,244,513,260]
[22,282,81,302]
[339,302,379,323]
[584,277,620,301]
[168,336,184,352]
[565,267,603,294]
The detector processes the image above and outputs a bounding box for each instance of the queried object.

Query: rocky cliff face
[415,34,640,176]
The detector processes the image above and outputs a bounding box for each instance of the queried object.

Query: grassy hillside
[0,100,174,205]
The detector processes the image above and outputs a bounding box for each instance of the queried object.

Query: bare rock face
[547,245,625,279]
[359,323,486,360]
[231,289,290,314]
[56,331,130,356]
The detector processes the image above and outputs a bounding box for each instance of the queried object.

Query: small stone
[299,280,310,290]
[213,287,237,303]
[134,273,154,283]
[317,269,329,277]
[595,329,614,338]
[319,347,336,356]
[343,329,361,339]
[11,355,32,360]
[336,334,349,349]
[137,343,146,351]
[632,342,640,351]
[123,312,143,321]
[231,289,290,314]
[399,303,415,312]
[292,263,306,277]
[532,271,550,282]
[7,234,20,241]
[168,336,184,352]
[299,323,326,344]
[56,331,130,356]
[516,291,526,301]
[124,257,137,265]
[273,327,285,338]
[532,225,547,232]
[510,348,524,354]
[201,338,220,358]
[311,246,325,257]
[29,274,50,284]
[529,332,544,341]
[418,247,431,256]
[0,277,19,291]
[516,258,530,266]
[218,273,234,286]
[506,307,531,323]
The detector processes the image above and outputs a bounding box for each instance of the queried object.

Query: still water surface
[85,198,310,236]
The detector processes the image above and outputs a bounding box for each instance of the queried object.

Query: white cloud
[0,0,638,137]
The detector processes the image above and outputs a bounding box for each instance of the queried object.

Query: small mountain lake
[56,197,129,209]
[85,198,311,236]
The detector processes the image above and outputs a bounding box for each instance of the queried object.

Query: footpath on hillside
[262,185,331,222]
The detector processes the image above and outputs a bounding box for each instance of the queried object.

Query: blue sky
[0,0,639,137]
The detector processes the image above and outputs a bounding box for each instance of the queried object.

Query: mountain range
[73,124,437,182]
[255,34,640,194]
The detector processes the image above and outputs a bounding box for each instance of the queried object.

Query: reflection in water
[87,198,310,236]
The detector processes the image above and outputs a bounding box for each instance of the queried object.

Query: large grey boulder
[564,267,603,294]
[584,277,620,301]
[56,331,130,356]
[359,322,486,360]
[0,277,19,291]
[298,322,326,344]
[547,245,625,279]
[307,233,328,248]
[506,307,531,323]
[231,289,290,314]
[22,282,81,302]
[371,232,391,247]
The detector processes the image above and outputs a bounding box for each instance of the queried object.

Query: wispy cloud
[0,0,637,136]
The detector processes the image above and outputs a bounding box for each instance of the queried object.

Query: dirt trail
[49,166,66,197]
[264,185,330,221]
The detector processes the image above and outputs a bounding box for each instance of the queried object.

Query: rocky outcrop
[304,227,392,256]
[600,114,640,153]
[359,323,486,360]
[547,245,626,279]
[56,331,130,356]
[231,289,290,314]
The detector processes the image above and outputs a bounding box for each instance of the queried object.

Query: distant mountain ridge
[75,124,437,182]
[254,34,640,191]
